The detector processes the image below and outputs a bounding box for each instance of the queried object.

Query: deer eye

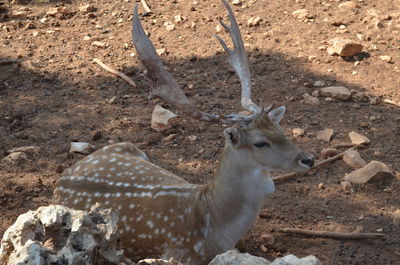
[254,142,270,148]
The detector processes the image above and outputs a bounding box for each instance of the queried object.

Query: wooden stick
[277,228,385,240]
[140,0,152,13]
[383,99,400,108]
[0,58,22,65]
[273,145,361,183]
[331,143,357,149]
[93,58,136,87]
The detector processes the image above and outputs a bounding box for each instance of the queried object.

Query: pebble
[164,22,176,31]
[340,181,353,193]
[319,86,351,101]
[302,93,320,105]
[79,4,96,13]
[338,1,359,10]
[379,55,392,63]
[232,0,242,5]
[292,9,310,20]
[91,41,107,48]
[163,134,177,142]
[343,149,366,169]
[316,128,334,142]
[69,142,95,154]
[348,131,370,145]
[292,128,305,138]
[247,17,261,27]
[327,38,363,57]
[151,105,179,132]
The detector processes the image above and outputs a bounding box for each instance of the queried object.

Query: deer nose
[300,157,314,168]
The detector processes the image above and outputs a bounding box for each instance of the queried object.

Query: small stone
[39,17,47,23]
[321,148,340,159]
[354,225,364,233]
[32,31,39,37]
[318,183,326,190]
[46,7,71,17]
[379,55,392,63]
[311,90,320,97]
[258,234,275,245]
[174,15,185,23]
[151,105,179,132]
[188,135,197,141]
[292,9,310,20]
[292,128,305,138]
[358,214,364,220]
[8,146,40,154]
[247,17,261,27]
[83,35,91,41]
[344,161,395,184]
[156,48,166,56]
[215,24,222,33]
[11,10,28,18]
[69,142,95,154]
[232,0,242,5]
[392,209,400,225]
[316,128,334,142]
[376,228,383,232]
[319,86,351,100]
[79,4,96,13]
[302,93,320,105]
[164,22,175,31]
[313,80,324,87]
[259,244,268,253]
[91,41,107,48]
[343,149,367,169]
[2,152,28,163]
[338,1,359,10]
[340,181,353,193]
[327,38,363,57]
[163,134,177,142]
[348,131,370,145]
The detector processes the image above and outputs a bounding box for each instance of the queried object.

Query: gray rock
[348,131,370,145]
[2,152,28,163]
[327,38,363,56]
[316,128,334,142]
[319,86,351,100]
[69,142,95,154]
[344,160,395,184]
[343,149,367,169]
[0,204,134,265]
[151,105,180,132]
[302,93,320,105]
[209,249,321,265]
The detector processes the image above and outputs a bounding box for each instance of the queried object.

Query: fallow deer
[53,1,314,264]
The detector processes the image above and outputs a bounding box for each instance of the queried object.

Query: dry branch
[140,0,152,13]
[277,228,385,240]
[93,58,136,87]
[273,145,363,183]
[383,99,400,108]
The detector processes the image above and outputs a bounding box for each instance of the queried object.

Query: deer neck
[201,145,275,251]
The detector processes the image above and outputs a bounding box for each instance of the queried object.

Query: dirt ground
[1,0,400,264]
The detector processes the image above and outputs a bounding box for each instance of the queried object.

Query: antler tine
[132,4,219,122]
[216,0,261,114]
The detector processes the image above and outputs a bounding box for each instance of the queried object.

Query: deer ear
[268,106,286,124]
[223,127,243,148]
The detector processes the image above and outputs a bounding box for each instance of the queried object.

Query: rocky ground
[0,0,400,264]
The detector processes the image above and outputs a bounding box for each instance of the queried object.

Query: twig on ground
[140,0,152,13]
[277,228,385,240]
[273,145,363,183]
[383,99,400,108]
[0,58,22,65]
[331,143,358,149]
[93,58,136,87]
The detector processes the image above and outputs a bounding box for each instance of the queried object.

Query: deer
[53,0,314,264]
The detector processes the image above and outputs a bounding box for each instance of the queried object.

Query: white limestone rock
[151,105,180,132]
[344,161,395,184]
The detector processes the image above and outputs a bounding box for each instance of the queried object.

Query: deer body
[54,109,313,265]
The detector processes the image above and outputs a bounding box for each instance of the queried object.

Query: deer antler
[215,0,261,114]
[131,1,264,123]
